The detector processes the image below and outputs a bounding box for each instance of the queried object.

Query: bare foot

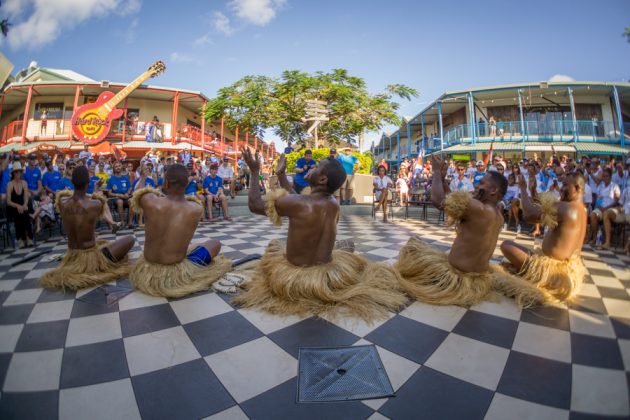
[600,243,611,251]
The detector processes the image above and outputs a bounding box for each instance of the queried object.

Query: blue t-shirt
[1,168,11,194]
[59,177,74,191]
[337,154,358,175]
[185,179,199,196]
[157,177,164,187]
[23,167,42,191]
[42,170,62,193]
[87,175,101,194]
[473,171,486,186]
[294,157,316,187]
[106,175,131,195]
[203,175,223,195]
[132,178,156,190]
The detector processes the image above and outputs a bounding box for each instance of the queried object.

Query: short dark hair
[487,171,508,198]
[603,167,613,176]
[72,166,90,190]
[321,158,346,194]
[304,149,312,155]
[165,164,189,190]
[565,171,585,192]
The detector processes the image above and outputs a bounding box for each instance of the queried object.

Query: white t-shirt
[396,178,409,193]
[504,184,519,201]
[620,187,630,214]
[373,176,392,190]
[465,167,476,178]
[217,164,234,180]
[449,176,474,193]
[596,182,620,209]
[588,169,602,191]
[612,171,628,190]
[583,184,593,205]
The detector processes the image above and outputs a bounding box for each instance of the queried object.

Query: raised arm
[430,155,448,209]
[274,154,296,194]
[517,174,543,223]
[241,148,266,215]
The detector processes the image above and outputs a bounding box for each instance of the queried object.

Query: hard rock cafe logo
[73,112,109,136]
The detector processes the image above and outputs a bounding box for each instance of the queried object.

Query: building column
[388,135,392,160]
[613,86,625,147]
[201,101,207,156]
[396,130,400,165]
[171,91,179,145]
[70,85,80,142]
[420,113,425,154]
[21,85,33,145]
[406,120,412,160]
[467,92,476,144]
[437,101,444,154]
[567,87,578,143]
[517,89,526,157]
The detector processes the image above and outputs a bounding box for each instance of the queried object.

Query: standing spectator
[478,117,485,137]
[0,153,11,202]
[337,147,360,205]
[6,163,34,248]
[587,168,620,246]
[106,162,134,229]
[203,164,231,221]
[396,168,410,205]
[79,144,92,162]
[294,149,317,194]
[489,116,497,137]
[42,160,62,196]
[373,165,393,222]
[465,160,476,179]
[472,160,486,186]
[450,164,474,192]
[40,110,48,135]
[218,157,236,198]
[23,154,43,197]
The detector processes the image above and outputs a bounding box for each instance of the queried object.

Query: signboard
[452,154,471,161]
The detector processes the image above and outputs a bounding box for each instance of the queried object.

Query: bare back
[542,200,586,260]
[449,200,503,273]
[59,196,102,250]
[278,194,339,267]
[141,194,202,264]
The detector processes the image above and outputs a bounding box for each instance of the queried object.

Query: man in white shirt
[587,168,620,246]
[217,157,236,198]
[601,183,630,251]
[612,163,628,191]
[449,164,474,193]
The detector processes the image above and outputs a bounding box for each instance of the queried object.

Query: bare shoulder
[184,198,204,217]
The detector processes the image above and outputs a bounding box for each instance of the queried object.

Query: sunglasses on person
[457,168,465,172]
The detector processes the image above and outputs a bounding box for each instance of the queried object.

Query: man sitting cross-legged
[499,172,587,304]
[130,164,232,298]
[40,166,135,290]
[395,155,545,307]
[233,148,407,322]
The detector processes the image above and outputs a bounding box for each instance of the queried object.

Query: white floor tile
[66,313,122,347]
[400,301,467,331]
[568,309,615,338]
[59,379,141,420]
[0,324,23,352]
[485,393,569,420]
[3,349,63,391]
[4,289,42,306]
[237,308,305,335]
[512,323,571,363]
[169,293,233,325]
[27,300,74,323]
[571,365,629,416]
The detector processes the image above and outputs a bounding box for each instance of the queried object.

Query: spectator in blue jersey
[106,161,134,228]
[58,161,75,191]
[336,147,360,205]
[203,164,231,222]
[472,160,486,186]
[294,149,317,194]
[86,164,103,195]
[0,154,12,202]
[132,163,156,190]
[23,154,43,197]
[42,160,62,196]
[184,163,200,197]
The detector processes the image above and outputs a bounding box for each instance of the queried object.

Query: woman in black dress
[6,162,34,248]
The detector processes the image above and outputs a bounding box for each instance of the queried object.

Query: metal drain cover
[297,345,394,403]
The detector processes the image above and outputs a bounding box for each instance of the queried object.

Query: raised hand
[517,174,527,189]
[241,147,261,172]
[275,154,287,174]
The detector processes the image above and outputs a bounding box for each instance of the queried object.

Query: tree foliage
[625,26,630,43]
[204,69,418,147]
[283,148,373,175]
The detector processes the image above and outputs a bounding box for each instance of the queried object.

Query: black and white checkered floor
[0,214,629,419]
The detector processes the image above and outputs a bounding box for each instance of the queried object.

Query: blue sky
[2,0,630,150]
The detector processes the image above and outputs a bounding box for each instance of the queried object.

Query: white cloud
[169,52,199,64]
[194,32,214,47]
[548,74,575,82]
[6,0,142,50]
[124,18,139,44]
[228,0,286,26]
[213,11,233,36]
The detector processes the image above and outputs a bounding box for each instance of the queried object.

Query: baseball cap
[476,160,484,166]
[210,164,219,170]
[330,148,337,154]
[28,153,37,160]
[223,157,229,162]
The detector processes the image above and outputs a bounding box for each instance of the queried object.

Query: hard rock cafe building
[0,58,276,163]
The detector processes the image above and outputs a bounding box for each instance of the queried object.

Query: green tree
[625,26,630,43]
[204,69,418,147]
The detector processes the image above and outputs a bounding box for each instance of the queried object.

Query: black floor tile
[0,290,9,305]
[268,318,359,359]
[37,288,76,303]
[520,305,570,331]
[240,377,374,420]
[611,316,630,339]
[365,315,448,364]
[0,303,34,324]
[379,367,494,420]
[0,391,59,420]
[14,277,41,290]
[596,286,629,300]
[497,351,572,409]
[570,333,624,369]
[587,268,615,277]
[132,359,234,420]
[185,311,263,357]
[119,303,180,337]
[60,339,129,388]
[0,352,12,387]
[15,320,69,352]
[453,310,519,349]
[1,270,30,280]
[69,299,119,318]
[568,296,608,315]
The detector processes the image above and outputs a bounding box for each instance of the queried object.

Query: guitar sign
[71,61,166,145]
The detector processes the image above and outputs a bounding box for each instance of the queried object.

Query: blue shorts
[186,246,212,266]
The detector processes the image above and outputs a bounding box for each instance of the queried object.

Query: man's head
[474,171,508,203]
[304,150,312,161]
[88,163,96,174]
[72,165,89,191]
[329,148,337,158]
[456,164,466,177]
[65,160,76,176]
[222,157,229,166]
[476,160,484,171]
[562,172,585,201]
[602,167,612,185]
[305,157,347,194]
[113,162,122,174]
[377,165,386,176]
[46,160,54,171]
[28,154,36,168]
[210,164,219,175]
[164,164,189,194]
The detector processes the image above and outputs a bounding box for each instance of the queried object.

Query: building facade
[374,81,630,168]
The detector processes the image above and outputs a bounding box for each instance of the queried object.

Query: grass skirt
[232,240,408,321]
[40,240,130,290]
[395,237,549,307]
[130,253,233,298]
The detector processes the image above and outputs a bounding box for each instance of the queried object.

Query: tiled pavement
[0,213,629,420]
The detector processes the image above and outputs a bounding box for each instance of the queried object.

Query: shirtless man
[129,164,231,298]
[395,155,507,306]
[40,166,135,290]
[500,172,587,302]
[234,148,406,320]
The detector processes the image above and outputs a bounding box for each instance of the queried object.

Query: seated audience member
[449,164,474,193]
[294,149,317,194]
[498,173,521,232]
[587,168,620,246]
[203,164,231,222]
[218,157,236,198]
[396,168,410,205]
[373,165,393,222]
[106,162,134,229]
[31,189,55,235]
[601,181,630,253]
